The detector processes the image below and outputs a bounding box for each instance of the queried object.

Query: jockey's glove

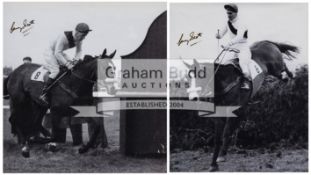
[65,61,75,70]
[72,58,80,65]
[215,33,222,39]
[221,44,230,50]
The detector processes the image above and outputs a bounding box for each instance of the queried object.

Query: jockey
[216,3,252,90]
[39,23,92,105]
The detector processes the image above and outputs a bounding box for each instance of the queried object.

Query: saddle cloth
[248,60,265,98]
[248,60,263,80]
[221,58,263,81]
[31,66,49,82]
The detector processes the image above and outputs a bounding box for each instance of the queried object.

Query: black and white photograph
[170,3,308,172]
[2,1,310,174]
[3,2,166,173]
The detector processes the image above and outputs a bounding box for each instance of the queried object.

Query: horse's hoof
[208,165,219,172]
[101,142,108,149]
[216,156,226,162]
[22,151,30,158]
[46,142,58,152]
[21,146,30,158]
[78,145,88,154]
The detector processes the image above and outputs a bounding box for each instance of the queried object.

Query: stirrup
[39,94,49,106]
[240,81,250,90]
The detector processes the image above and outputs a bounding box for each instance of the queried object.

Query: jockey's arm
[227,25,247,47]
[74,42,83,60]
[54,35,71,65]
[216,24,228,39]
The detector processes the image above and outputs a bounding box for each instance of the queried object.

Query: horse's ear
[109,50,116,59]
[194,59,200,67]
[101,49,107,58]
[182,60,191,69]
[180,57,191,69]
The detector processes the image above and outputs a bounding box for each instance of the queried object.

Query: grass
[3,107,166,173]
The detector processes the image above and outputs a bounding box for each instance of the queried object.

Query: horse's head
[72,49,117,94]
[182,58,214,101]
[97,49,117,95]
[251,41,298,82]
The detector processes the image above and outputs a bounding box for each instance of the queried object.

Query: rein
[71,70,109,91]
[198,48,240,96]
[70,61,112,88]
[71,71,97,84]
[202,49,228,89]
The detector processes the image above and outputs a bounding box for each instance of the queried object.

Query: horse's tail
[3,75,10,99]
[267,41,299,60]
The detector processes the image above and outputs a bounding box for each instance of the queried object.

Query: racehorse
[183,40,298,171]
[4,49,116,157]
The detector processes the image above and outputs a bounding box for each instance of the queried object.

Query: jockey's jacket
[218,17,252,79]
[218,17,248,46]
[45,31,82,65]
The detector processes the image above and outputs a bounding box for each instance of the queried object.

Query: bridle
[70,58,115,88]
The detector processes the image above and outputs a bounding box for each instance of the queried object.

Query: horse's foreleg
[99,118,108,148]
[208,119,225,172]
[79,120,100,154]
[40,125,52,138]
[218,117,237,162]
[51,113,66,143]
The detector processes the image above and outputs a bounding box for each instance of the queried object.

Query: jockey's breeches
[43,52,60,79]
[222,42,252,79]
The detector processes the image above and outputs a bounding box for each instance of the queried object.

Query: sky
[3,2,166,68]
[3,3,308,72]
[170,3,308,71]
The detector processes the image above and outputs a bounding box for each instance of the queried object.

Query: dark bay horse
[184,40,298,171]
[4,49,116,157]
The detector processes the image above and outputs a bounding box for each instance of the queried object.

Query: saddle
[214,58,243,94]
[215,57,264,98]
[225,58,243,73]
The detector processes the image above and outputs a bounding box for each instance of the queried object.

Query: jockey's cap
[224,3,238,13]
[76,23,92,34]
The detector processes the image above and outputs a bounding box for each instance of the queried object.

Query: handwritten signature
[177,32,202,46]
[10,19,35,34]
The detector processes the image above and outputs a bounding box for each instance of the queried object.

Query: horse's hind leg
[13,125,30,158]
[8,102,31,157]
[8,101,19,142]
[21,140,30,158]
[284,63,293,78]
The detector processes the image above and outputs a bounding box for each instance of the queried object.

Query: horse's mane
[73,55,98,69]
[83,55,97,63]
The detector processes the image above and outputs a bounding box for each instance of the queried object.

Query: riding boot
[39,78,54,106]
[240,77,251,90]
